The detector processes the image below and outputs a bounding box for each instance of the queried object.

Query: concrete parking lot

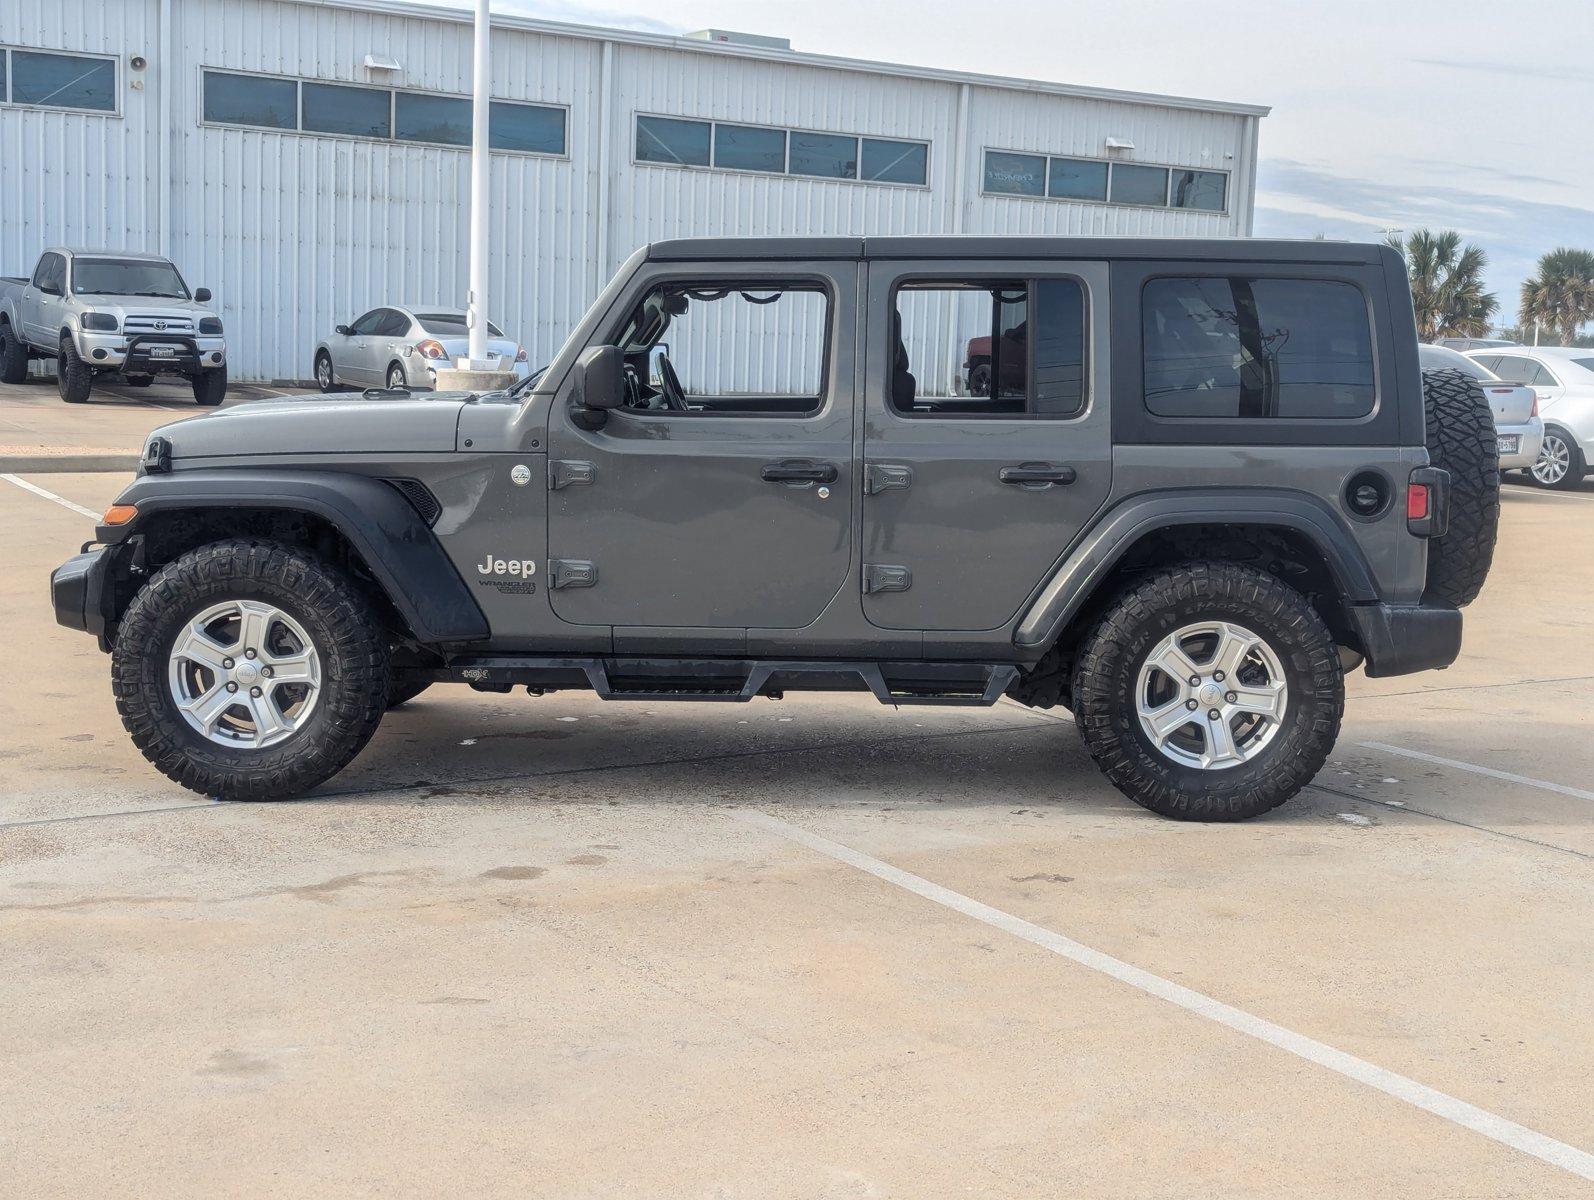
[3,459,1593,1196]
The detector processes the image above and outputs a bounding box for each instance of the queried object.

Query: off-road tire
[1530,425,1585,491]
[111,540,391,801]
[192,366,227,406]
[386,678,432,708]
[57,338,93,403]
[1420,368,1499,607]
[0,321,28,384]
[1072,562,1343,821]
[315,351,337,393]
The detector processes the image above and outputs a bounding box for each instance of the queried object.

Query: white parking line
[1360,741,1594,803]
[0,472,99,519]
[740,810,1594,1184]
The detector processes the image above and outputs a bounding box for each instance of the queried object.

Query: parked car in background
[0,248,228,404]
[313,306,529,392]
[1466,346,1594,488]
[1438,336,1514,352]
[1419,344,1541,471]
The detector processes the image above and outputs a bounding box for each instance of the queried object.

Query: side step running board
[447,657,1019,708]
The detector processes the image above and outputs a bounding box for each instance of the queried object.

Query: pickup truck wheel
[111,540,391,801]
[191,366,227,406]
[1072,562,1343,821]
[0,322,28,383]
[315,352,337,393]
[1420,368,1500,606]
[57,338,93,403]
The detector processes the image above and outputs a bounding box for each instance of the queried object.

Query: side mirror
[194,287,212,303]
[570,345,624,430]
[335,324,352,336]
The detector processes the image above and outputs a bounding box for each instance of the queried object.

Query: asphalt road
[3,470,1592,1198]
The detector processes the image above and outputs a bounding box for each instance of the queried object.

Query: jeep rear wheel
[111,540,390,800]
[1072,562,1343,821]
[1420,368,1500,606]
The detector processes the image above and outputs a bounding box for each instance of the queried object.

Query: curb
[0,454,141,474]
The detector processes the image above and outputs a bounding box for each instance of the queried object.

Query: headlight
[198,317,223,336]
[81,312,118,332]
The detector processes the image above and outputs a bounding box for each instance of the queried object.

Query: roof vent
[684,29,791,51]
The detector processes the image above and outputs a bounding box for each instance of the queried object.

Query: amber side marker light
[102,504,138,526]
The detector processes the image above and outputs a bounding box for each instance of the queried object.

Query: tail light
[415,339,446,360]
[1407,467,1449,538]
[1406,483,1429,521]
[1531,395,1539,418]
[515,345,528,362]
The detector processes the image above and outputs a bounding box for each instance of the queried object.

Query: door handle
[761,459,838,484]
[999,463,1077,487]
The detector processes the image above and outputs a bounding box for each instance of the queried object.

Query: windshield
[71,258,188,299]
[416,313,505,338]
[1419,345,1496,381]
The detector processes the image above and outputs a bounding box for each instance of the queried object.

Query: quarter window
[615,282,831,415]
[9,49,115,111]
[892,278,1087,418]
[1142,277,1375,419]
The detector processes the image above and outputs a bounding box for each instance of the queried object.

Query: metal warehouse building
[0,0,1268,382]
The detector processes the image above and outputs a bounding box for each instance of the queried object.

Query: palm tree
[1385,229,1499,341]
[1520,248,1594,346]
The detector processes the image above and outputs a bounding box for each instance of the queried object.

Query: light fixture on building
[363,53,403,73]
[1104,137,1135,155]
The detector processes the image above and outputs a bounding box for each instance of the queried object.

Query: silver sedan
[313,305,530,391]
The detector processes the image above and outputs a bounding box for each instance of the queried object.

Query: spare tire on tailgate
[1421,368,1499,608]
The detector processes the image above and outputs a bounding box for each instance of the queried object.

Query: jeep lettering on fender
[51,236,1492,819]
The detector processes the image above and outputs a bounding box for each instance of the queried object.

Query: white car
[313,305,529,392]
[1419,344,1541,471]
[1465,346,1594,488]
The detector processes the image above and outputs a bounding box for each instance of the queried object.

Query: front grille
[123,314,195,335]
[385,478,442,526]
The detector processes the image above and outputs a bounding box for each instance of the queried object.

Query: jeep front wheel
[111,540,391,800]
[1072,562,1343,821]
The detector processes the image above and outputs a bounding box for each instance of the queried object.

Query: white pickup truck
[0,248,228,405]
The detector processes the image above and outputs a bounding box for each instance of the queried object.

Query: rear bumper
[1350,602,1462,678]
[51,545,116,649]
[1495,416,1543,470]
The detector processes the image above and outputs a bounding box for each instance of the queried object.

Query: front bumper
[1349,602,1462,678]
[77,331,227,375]
[51,545,117,650]
[1495,417,1543,470]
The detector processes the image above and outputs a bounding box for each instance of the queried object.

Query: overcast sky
[486,0,1592,326]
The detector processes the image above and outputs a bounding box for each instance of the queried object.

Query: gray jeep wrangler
[51,237,1499,820]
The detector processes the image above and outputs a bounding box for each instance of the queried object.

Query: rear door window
[1142,277,1375,419]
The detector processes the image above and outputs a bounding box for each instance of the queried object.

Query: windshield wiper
[509,366,549,396]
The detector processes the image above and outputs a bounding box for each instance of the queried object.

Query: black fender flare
[1013,489,1380,650]
[103,469,490,644]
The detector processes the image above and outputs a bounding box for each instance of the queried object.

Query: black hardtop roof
[646,236,1391,266]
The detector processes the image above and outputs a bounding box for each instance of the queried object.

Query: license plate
[149,346,176,359]
[1496,435,1519,454]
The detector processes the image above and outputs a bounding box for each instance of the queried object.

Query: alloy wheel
[1532,432,1571,486]
[1135,620,1289,770]
[167,599,322,749]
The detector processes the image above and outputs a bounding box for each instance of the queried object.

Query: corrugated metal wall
[1,0,1259,382]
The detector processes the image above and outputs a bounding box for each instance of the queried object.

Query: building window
[203,71,297,129]
[395,91,468,145]
[984,149,1228,214]
[1047,157,1107,201]
[1109,163,1170,207]
[713,123,786,173]
[789,130,857,179]
[1142,277,1375,419]
[861,137,927,185]
[6,49,116,112]
[1170,168,1227,212]
[892,278,1087,418]
[636,114,928,187]
[202,69,566,157]
[983,151,1045,197]
[636,115,711,166]
[301,81,390,138]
